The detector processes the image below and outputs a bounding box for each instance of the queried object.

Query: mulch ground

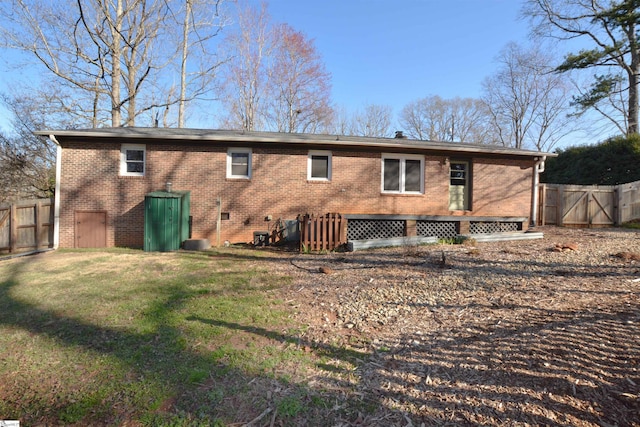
[266,226,640,426]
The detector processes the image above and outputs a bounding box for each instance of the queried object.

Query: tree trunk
[111,0,123,127]
[627,20,639,135]
[179,0,191,128]
[92,77,100,128]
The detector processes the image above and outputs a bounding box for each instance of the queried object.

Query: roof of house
[35,127,556,159]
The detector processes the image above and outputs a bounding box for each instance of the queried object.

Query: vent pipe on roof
[394,131,407,139]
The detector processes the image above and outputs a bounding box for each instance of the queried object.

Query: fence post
[299,214,307,252]
[317,214,323,251]
[327,213,334,250]
[10,203,17,253]
[557,185,564,227]
[310,214,317,251]
[311,214,316,251]
[538,184,545,226]
[318,214,324,251]
[35,200,42,249]
[614,187,620,225]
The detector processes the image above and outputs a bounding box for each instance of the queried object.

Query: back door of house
[449,161,469,211]
[75,211,107,248]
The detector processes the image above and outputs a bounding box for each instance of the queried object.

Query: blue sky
[260,0,530,116]
[2,0,570,141]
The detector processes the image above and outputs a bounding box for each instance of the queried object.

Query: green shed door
[179,191,191,242]
[144,195,181,252]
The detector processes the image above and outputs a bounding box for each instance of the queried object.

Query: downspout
[530,156,546,229]
[49,134,62,249]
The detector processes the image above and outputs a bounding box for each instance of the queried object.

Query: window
[381,154,424,194]
[308,150,332,181]
[227,148,252,179]
[120,144,145,176]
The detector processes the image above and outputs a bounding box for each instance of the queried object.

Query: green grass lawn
[0,248,344,426]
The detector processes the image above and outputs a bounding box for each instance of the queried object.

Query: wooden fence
[299,213,347,252]
[0,198,54,253]
[618,180,640,223]
[539,179,640,227]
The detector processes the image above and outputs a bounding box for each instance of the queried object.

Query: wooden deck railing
[299,213,346,252]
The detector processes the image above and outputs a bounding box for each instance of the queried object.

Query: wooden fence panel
[539,180,640,227]
[589,189,616,226]
[300,213,346,252]
[16,204,36,249]
[0,198,54,253]
[38,202,53,246]
[541,185,559,225]
[0,207,9,249]
[562,186,616,227]
[619,181,640,223]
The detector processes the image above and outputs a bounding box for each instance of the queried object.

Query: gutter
[49,134,62,250]
[530,156,546,228]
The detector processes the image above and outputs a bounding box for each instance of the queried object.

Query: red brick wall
[58,141,534,247]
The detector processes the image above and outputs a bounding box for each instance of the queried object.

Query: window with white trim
[120,144,145,176]
[308,150,332,181]
[227,148,252,179]
[381,154,424,194]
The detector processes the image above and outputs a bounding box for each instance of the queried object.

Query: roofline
[34,128,557,158]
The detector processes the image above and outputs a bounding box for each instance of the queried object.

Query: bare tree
[265,24,332,133]
[218,2,272,131]
[399,95,493,143]
[1,1,105,126]
[482,42,574,151]
[0,0,226,128]
[525,0,640,135]
[0,93,57,202]
[0,0,166,126]
[218,2,333,133]
[174,0,226,127]
[348,104,394,138]
[325,105,352,136]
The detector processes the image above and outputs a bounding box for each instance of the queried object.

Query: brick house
[36,128,551,249]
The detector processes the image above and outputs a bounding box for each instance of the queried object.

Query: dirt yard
[268,226,640,426]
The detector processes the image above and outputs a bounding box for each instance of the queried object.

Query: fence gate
[0,198,54,253]
[299,213,346,252]
[540,184,616,227]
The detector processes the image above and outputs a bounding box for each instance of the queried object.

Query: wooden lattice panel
[470,221,519,234]
[347,220,405,240]
[416,221,457,238]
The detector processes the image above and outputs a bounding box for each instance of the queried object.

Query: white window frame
[307,150,332,181]
[381,153,424,194]
[120,144,146,177]
[226,147,252,179]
